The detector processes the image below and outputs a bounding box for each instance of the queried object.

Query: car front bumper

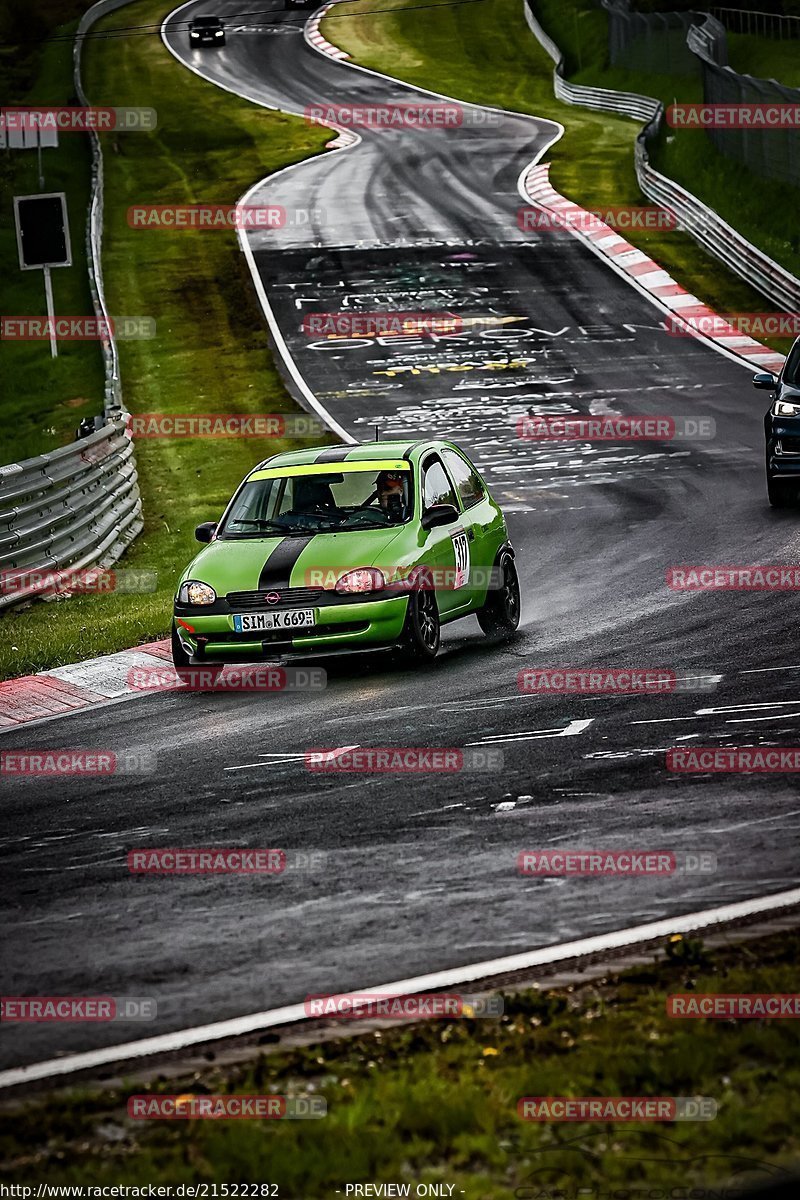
[173,595,410,661]
[766,414,800,477]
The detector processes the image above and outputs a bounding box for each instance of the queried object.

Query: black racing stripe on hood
[258,537,315,590]
[314,446,354,462]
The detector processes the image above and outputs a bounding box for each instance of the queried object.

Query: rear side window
[442,449,485,509]
[422,457,457,511]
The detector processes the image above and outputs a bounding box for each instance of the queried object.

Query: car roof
[250,439,454,475]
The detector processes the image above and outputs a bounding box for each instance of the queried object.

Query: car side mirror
[753,372,778,390]
[421,504,459,530]
[195,521,218,543]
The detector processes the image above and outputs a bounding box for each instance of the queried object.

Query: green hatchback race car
[172,439,520,669]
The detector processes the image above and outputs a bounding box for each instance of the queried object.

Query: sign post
[13,192,72,358]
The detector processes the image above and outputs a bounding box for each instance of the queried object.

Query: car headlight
[179,580,217,606]
[335,568,385,594]
[190,30,200,36]
[775,401,800,417]
[215,28,223,35]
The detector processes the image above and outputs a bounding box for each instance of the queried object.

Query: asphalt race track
[2,3,800,1072]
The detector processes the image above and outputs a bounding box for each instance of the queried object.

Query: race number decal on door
[452,530,470,590]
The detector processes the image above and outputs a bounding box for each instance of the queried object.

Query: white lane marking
[466,718,594,745]
[698,701,800,714]
[224,746,359,772]
[708,809,800,834]
[3,886,800,1091]
[741,666,800,674]
[726,713,800,723]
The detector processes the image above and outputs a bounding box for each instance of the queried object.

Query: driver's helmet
[294,478,336,511]
[375,470,407,520]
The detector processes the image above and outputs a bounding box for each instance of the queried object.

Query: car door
[419,453,466,617]
[441,447,501,609]
[419,451,470,619]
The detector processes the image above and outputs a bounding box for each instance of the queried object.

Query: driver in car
[375,471,407,521]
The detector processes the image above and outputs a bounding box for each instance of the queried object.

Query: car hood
[180,526,410,594]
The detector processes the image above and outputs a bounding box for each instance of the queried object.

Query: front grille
[226,587,326,610]
[777,438,800,456]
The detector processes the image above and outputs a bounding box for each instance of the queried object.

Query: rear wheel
[477,553,521,639]
[767,474,793,509]
[396,587,440,664]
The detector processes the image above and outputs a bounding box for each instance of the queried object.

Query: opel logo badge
[266,591,280,604]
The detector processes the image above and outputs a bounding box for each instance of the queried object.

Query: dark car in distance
[756,336,800,508]
[189,15,226,46]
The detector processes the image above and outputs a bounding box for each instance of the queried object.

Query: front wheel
[396,587,440,664]
[767,475,793,509]
[477,553,521,639]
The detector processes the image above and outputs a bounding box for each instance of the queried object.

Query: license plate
[233,609,317,633]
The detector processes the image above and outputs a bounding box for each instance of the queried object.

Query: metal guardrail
[74,0,140,418]
[523,0,800,314]
[712,7,800,40]
[0,419,142,610]
[0,0,143,614]
[523,1,659,121]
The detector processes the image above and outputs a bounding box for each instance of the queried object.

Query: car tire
[767,474,793,508]
[396,585,440,664]
[477,552,521,639]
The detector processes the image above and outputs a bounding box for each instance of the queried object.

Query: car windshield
[192,16,221,25]
[219,467,413,537]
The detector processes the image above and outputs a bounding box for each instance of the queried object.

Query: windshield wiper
[224,519,288,532]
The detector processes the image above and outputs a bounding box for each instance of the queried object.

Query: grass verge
[0,0,332,681]
[2,928,799,1193]
[322,0,800,293]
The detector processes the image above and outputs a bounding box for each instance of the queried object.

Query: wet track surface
[2,3,800,1070]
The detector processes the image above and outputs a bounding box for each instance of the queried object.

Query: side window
[441,449,485,509]
[422,457,457,511]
